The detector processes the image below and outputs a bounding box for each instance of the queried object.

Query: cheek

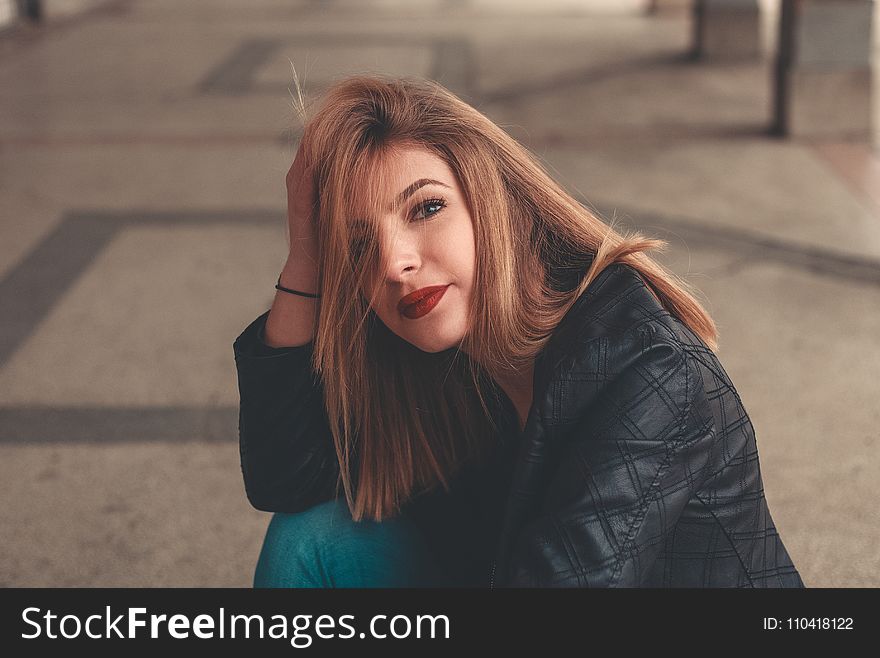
[437,214,476,276]
[451,229,476,285]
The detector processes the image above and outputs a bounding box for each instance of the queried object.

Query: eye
[410,197,447,221]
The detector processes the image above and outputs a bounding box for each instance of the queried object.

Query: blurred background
[1,0,878,587]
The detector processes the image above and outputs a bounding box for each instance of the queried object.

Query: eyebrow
[392,178,451,212]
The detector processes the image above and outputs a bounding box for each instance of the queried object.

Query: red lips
[398,285,450,319]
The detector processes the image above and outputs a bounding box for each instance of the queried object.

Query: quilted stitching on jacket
[497,263,803,587]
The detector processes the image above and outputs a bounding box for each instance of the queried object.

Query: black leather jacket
[233,262,804,588]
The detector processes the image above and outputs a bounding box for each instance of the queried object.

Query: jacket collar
[530,256,607,417]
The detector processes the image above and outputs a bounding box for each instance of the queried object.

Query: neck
[492,360,535,434]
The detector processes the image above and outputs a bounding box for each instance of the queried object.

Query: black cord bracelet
[275,274,321,298]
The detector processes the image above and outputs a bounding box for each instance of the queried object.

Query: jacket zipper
[489,559,497,589]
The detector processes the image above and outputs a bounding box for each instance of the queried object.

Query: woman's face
[361,145,475,354]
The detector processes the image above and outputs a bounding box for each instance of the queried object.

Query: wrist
[280,260,319,293]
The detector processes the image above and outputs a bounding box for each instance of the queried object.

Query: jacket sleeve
[505,328,714,587]
[232,309,342,513]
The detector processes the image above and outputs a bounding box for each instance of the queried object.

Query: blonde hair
[289,73,718,522]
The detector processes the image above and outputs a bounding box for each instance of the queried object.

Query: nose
[378,223,422,286]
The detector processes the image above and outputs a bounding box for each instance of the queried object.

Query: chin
[380,305,468,354]
[410,322,467,354]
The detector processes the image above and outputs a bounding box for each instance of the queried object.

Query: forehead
[384,145,449,175]
[380,146,453,195]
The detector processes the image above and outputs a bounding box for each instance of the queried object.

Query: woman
[233,74,804,588]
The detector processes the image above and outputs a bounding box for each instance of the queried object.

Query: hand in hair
[285,125,320,270]
[266,127,322,348]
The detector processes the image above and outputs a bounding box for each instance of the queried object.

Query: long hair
[288,73,718,521]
